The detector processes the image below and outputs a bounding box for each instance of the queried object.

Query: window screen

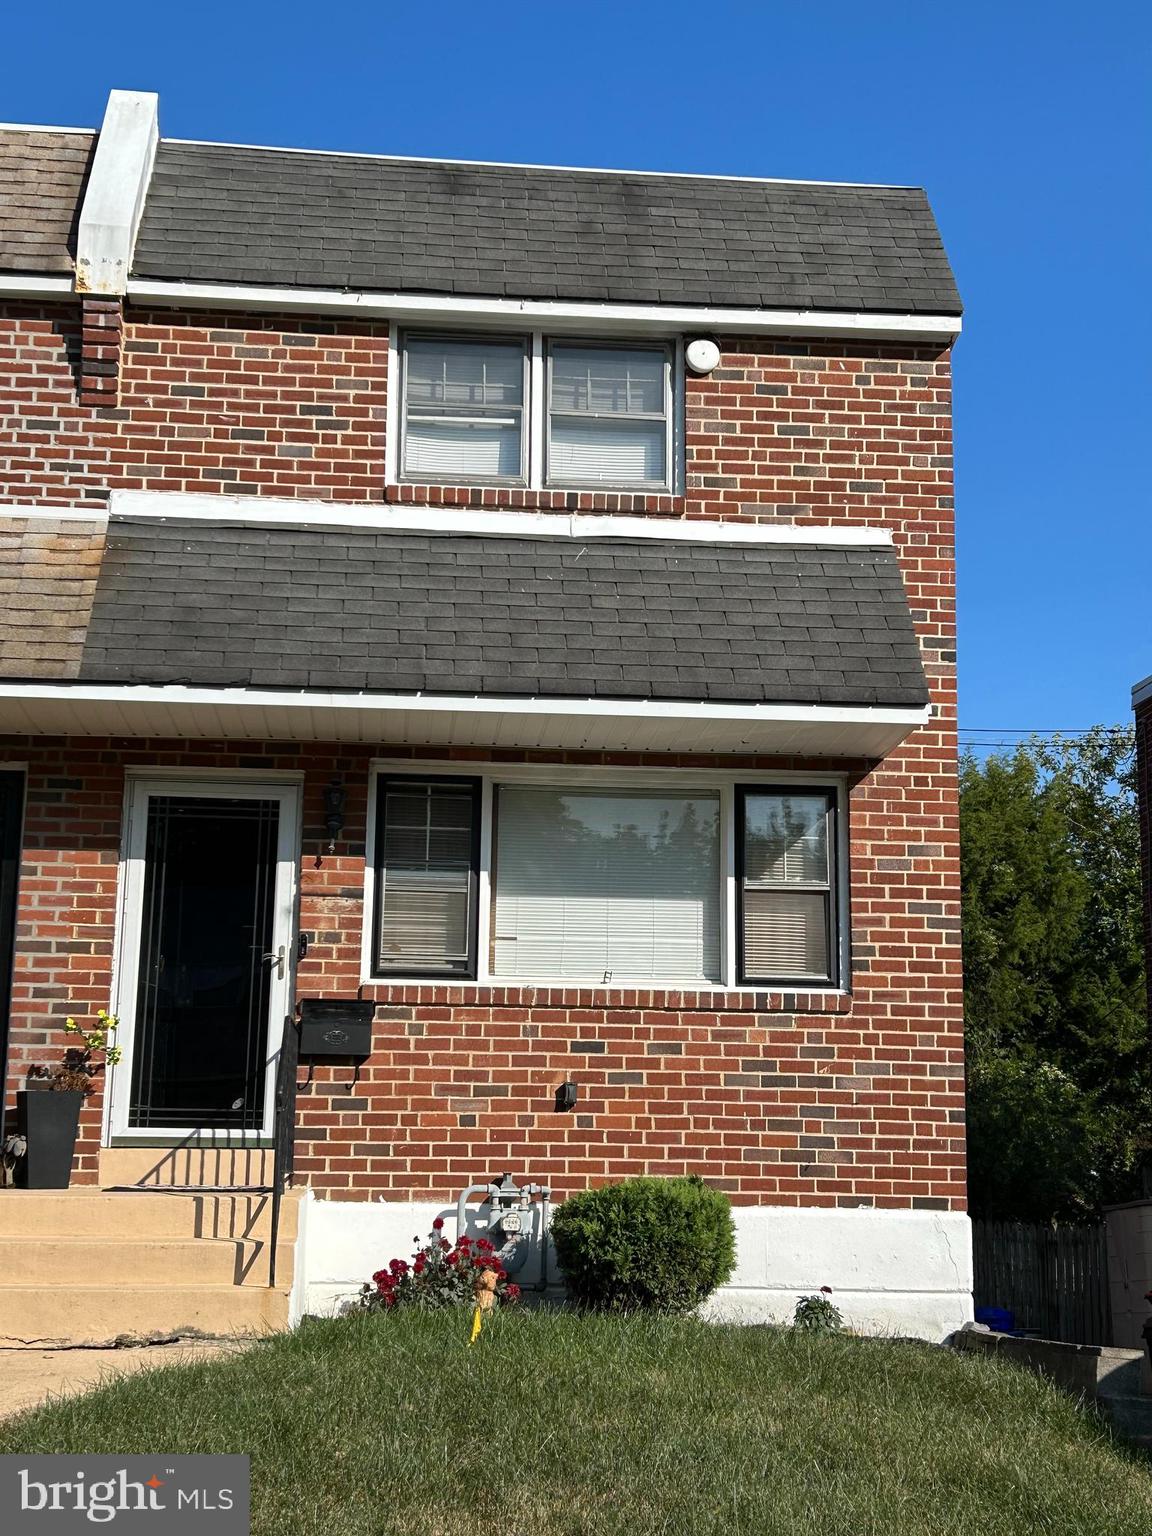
[375,779,480,976]
[402,336,526,481]
[491,786,720,982]
[739,790,837,984]
[547,344,669,488]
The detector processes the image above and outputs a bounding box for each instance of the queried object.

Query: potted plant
[16,1010,121,1189]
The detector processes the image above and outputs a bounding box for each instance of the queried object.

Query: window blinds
[741,792,834,982]
[403,337,525,480]
[376,780,477,974]
[548,344,668,487]
[492,787,721,982]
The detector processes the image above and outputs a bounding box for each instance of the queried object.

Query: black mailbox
[298,999,375,1058]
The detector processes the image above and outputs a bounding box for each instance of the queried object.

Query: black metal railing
[267,1014,300,1289]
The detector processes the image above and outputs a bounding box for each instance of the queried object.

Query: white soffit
[0,684,931,758]
[75,90,159,296]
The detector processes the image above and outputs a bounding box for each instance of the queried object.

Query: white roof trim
[0,682,931,757]
[0,121,94,135]
[75,90,158,296]
[0,275,74,298]
[102,490,893,547]
[124,278,961,343]
[1133,674,1152,708]
[0,683,930,724]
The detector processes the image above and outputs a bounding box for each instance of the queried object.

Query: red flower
[432,1217,445,1231]
[820,1286,833,1294]
[440,1238,451,1252]
[504,1283,521,1302]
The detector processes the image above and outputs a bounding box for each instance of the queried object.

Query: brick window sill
[385,483,686,516]
[364,981,851,1015]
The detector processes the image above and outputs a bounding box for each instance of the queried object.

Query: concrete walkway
[0,1341,247,1419]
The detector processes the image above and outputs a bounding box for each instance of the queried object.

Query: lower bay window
[369,769,845,989]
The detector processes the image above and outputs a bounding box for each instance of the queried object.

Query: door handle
[261,945,285,979]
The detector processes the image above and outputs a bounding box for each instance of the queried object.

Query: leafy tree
[961,726,1147,1220]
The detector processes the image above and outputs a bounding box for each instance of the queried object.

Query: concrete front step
[1,1235,295,1288]
[0,1284,290,1348]
[98,1146,273,1189]
[0,1189,300,1346]
[0,1190,299,1243]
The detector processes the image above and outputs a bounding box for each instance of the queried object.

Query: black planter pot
[16,1089,85,1188]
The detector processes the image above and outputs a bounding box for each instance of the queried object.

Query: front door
[110,781,299,1141]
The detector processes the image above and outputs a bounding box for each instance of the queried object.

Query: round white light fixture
[685,337,721,375]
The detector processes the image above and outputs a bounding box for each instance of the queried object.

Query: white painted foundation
[291,1195,973,1342]
[1105,1199,1152,1350]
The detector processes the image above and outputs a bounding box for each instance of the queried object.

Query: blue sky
[5,1,1147,746]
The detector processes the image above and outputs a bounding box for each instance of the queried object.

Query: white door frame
[105,775,302,1145]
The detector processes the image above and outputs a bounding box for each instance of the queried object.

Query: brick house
[1137,677,1152,1028]
[0,90,970,1341]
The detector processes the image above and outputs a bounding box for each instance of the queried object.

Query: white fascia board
[1133,674,1152,709]
[76,91,159,296]
[106,489,892,548]
[0,682,931,757]
[124,277,961,344]
[0,275,74,298]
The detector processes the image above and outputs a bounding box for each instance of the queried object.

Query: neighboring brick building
[0,90,969,1338]
[1136,677,1152,1026]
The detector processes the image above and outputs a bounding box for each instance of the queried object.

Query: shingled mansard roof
[0,514,928,711]
[132,143,961,315]
[0,92,960,317]
[0,129,94,273]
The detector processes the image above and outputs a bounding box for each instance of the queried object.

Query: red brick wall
[0,297,962,1210]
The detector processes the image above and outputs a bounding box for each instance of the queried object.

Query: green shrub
[549,1175,736,1313]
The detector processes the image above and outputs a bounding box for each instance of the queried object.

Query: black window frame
[372,775,482,981]
[735,784,842,990]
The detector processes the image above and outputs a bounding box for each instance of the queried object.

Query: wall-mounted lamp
[555,1080,578,1113]
[323,776,346,854]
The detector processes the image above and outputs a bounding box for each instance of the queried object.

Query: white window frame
[362,759,848,992]
[389,326,683,494]
[103,769,303,1148]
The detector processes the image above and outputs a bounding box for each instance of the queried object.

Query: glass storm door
[111,782,299,1139]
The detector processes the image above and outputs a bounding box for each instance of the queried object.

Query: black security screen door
[0,771,24,1151]
[130,796,280,1130]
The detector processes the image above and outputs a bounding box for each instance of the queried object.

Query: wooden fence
[972,1220,1112,1345]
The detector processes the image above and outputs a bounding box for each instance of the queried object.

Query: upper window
[370,772,843,988]
[402,336,527,483]
[547,344,671,489]
[397,332,675,492]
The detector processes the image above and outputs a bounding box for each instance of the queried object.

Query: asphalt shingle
[73,518,929,708]
[132,143,961,315]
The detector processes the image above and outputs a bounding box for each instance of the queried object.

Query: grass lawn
[2,1309,1151,1535]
